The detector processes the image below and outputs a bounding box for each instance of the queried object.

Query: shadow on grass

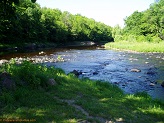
[73,83,164,122]
[0,87,86,123]
[0,64,164,123]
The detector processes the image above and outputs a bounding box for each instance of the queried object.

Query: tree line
[0,0,113,45]
[113,0,164,42]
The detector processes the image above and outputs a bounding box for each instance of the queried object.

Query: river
[1,46,164,100]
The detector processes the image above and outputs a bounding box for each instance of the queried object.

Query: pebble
[130,68,141,72]
[0,55,65,66]
[0,59,9,65]
[149,83,155,86]
[161,81,164,87]
[114,82,119,84]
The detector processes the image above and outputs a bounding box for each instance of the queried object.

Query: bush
[15,61,49,88]
[151,36,162,43]
[114,35,123,42]
[1,61,61,88]
[145,35,153,42]
[137,35,147,42]
[127,35,137,42]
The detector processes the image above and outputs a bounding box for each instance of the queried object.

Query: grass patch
[105,41,164,53]
[0,61,164,122]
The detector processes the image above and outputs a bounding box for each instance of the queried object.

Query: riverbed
[1,46,164,100]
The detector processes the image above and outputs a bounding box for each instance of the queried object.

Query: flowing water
[1,46,164,100]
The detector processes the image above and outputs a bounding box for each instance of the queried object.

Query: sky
[36,0,155,27]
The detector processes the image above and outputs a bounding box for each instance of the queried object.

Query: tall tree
[123,0,164,41]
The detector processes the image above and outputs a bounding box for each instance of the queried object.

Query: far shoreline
[105,41,164,53]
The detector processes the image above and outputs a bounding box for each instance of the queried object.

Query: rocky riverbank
[0,54,65,66]
[1,61,164,123]
[1,45,164,100]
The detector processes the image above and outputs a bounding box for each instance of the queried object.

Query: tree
[0,0,113,45]
[0,0,37,43]
[123,0,164,41]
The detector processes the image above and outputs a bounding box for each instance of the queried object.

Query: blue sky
[36,0,155,27]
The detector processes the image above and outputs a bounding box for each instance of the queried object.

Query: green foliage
[110,0,164,52]
[0,0,38,43]
[0,63,164,122]
[123,0,164,41]
[113,35,123,42]
[136,35,147,42]
[0,91,15,104]
[126,35,137,42]
[112,25,122,38]
[105,41,164,52]
[112,25,123,42]
[1,61,64,88]
[134,92,151,99]
[0,0,113,45]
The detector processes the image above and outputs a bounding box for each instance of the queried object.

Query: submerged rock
[93,71,98,75]
[147,67,157,75]
[161,81,164,87]
[130,68,141,72]
[149,83,155,86]
[147,71,156,75]
[70,70,82,77]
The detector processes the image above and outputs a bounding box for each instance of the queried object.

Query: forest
[1,0,163,47]
[113,0,164,43]
[0,0,113,46]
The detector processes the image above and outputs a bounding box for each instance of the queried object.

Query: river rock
[145,62,149,64]
[39,51,45,55]
[147,71,156,75]
[0,72,15,90]
[47,78,57,86]
[130,68,141,72]
[93,71,98,75]
[161,81,164,87]
[114,82,119,84]
[149,83,155,86]
[0,59,8,66]
[70,70,82,77]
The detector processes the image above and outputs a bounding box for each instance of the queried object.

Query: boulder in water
[70,70,82,77]
[130,68,141,72]
[161,81,164,87]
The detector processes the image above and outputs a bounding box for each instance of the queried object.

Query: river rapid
[1,46,164,100]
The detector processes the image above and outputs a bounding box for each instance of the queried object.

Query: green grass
[105,41,164,53]
[0,61,164,122]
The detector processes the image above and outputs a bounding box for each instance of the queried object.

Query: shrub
[137,35,147,42]
[127,35,137,42]
[1,61,53,88]
[114,35,123,42]
[145,35,153,42]
[151,36,162,43]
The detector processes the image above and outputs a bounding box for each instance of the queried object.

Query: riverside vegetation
[0,61,164,123]
[105,0,164,52]
[0,0,113,50]
[105,41,164,53]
